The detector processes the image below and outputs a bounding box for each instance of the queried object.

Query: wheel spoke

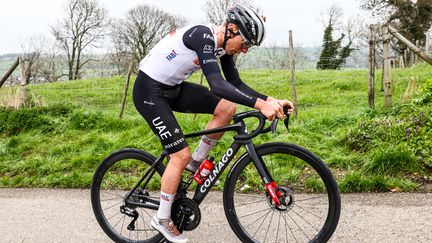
[263,209,275,242]
[107,210,122,222]
[100,196,121,202]
[276,213,281,242]
[239,208,271,219]
[235,193,266,200]
[244,208,272,229]
[282,212,298,243]
[287,211,311,240]
[113,214,125,229]
[290,207,320,232]
[101,190,124,199]
[295,195,324,202]
[235,198,267,207]
[295,204,325,220]
[102,200,123,211]
[252,208,272,238]
[121,214,126,235]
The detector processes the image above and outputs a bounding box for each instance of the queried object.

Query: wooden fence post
[413,40,420,65]
[399,55,404,68]
[368,25,377,108]
[426,34,430,56]
[288,30,298,118]
[193,71,206,119]
[382,25,392,108]
[19,57,29,107]
[119,60,134,118]
[0,57,20,89]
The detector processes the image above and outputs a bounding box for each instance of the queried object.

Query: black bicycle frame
[184,118,275,205]
[126,112,276,208]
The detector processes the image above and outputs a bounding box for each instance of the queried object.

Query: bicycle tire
[223,142,340,243]
[91,148,166,243]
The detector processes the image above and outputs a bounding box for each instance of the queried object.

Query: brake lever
[270,119,278,134]
[282,106,290,131]
[283,114,290,131]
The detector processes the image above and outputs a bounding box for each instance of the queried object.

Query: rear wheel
[224,143,340,242]
[91,149,165,243]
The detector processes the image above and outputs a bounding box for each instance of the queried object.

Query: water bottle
[193,156,214,184]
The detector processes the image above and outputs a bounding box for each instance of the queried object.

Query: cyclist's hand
[275,99,295,115]
[255,99,283,121]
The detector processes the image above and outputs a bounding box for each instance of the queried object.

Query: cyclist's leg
[172,82,236,138]
[133,71,189,242]
[206,98,237,139]
[173,82,236,172]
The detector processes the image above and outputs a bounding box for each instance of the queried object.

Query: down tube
[192,142,242,205]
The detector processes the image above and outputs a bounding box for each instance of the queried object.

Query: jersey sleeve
[182,25,258,108]
[220,54,268,101]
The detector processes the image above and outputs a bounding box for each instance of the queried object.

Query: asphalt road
[0,189,431,242]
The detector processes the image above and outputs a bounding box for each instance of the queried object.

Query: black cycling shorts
[133,71,222,154]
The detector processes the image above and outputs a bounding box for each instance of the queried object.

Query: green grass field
[0,64,431,192]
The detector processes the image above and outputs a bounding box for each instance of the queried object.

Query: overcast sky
[0,0,369,54]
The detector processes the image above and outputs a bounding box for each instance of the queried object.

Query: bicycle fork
[245,143,283,206]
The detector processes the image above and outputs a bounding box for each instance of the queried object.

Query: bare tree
[21,35,45,84]
[51,0,108,80]
[106,41,131,76]
[262,43,289,69]
[111,5,187,68]
[204,0,256,24]
[20,35,66,84]
[320,4,344,30]
[41,48,65,82]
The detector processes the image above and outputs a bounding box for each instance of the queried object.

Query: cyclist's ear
[227,23,238,33]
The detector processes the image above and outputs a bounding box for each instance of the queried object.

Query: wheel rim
[95,156,162,242]
[229,150,337,242]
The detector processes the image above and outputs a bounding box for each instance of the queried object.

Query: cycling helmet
[226,4,266,46]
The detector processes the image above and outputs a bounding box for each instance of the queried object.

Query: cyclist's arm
[219,55,268,101]
[183,26,258,108]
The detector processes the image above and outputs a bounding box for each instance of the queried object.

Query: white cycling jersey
[139,24,225,86]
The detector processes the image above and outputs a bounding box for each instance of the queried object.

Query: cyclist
[133,4,294,242]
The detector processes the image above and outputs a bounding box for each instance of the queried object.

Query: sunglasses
[229,29,253,48]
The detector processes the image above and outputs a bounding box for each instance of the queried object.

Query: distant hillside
[230,46,367,70]
[1,47,369,80]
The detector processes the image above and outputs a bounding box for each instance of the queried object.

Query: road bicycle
[91,108,341,242]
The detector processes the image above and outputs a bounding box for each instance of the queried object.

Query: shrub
[363,144,419,175]
[339,171,419,192]
[0,105,72,135]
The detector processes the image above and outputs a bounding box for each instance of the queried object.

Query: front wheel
[223,143,340,242]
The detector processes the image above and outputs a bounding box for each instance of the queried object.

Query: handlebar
[232,106,290,140]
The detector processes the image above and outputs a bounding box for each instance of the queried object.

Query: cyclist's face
[225,24,250,55]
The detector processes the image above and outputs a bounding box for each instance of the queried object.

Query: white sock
[157,191,175,219]
[191,135,218,162]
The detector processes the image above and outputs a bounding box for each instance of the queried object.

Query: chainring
[171,198,201,231]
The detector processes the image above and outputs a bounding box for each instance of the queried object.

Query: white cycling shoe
[151,215,187,243]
